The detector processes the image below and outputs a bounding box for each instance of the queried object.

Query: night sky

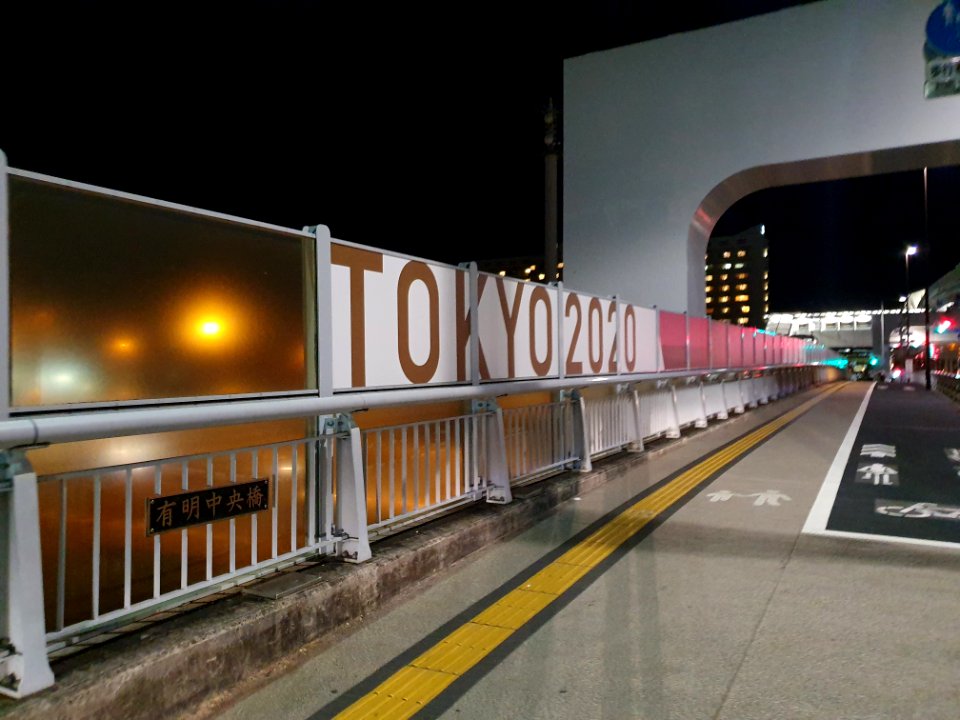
[4,0,953,314]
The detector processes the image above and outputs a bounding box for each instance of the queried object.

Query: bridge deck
[213,382,960,720]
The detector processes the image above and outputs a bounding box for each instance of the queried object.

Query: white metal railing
[641,388,678,439]
[504,401,577,483]
[703,383,728,418]
[37,435,334,647]
[586,395,633,457]
[675,385,705,428]
[362,413,489,535]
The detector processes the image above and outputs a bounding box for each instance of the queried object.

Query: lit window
[736,283,748,291]
[741,305,750,313]
[558,262,564,268]
[705,274,713,281]
[735,294,749,302]
[734,263,744,269]
[720,274,728,281]
[722,308,730,315]
[719,296,729,303]
[764,283,769,291]
[736,273,748,280]
[765,304,769,312]
[737,250,747,257]
[723,251,731,258]
[706,297,713,303]
[763,248,768,258]
[764,294,769,301]
[737,317,749,325]
[764,271,768,279]
[705,285,713,292]
[721,284,730,292]
[498,270,506,277]
[722,263,732,269]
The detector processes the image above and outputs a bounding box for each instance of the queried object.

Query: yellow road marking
[335,384,844,719]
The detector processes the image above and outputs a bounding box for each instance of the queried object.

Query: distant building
[705,225,768,327]
[473,255,563,283]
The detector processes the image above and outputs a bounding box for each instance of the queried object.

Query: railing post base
[472,400,512,504]
[0,450,55,699]
[564,390,593,472]
[325,415,371,564]
[716,380,730,420]
[626,388,645,453]
[695,380,709,429]
[666,383,682,439]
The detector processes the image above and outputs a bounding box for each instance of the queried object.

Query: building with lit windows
[704,224,768,327]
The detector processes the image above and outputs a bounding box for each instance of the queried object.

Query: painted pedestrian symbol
[706,490,792,506]
[861,444,896,459]
[857,463,899,486]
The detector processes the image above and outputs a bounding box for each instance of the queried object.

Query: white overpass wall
[564,0,960,314]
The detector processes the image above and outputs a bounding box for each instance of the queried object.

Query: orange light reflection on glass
[110,337,138,357]
[179,293,247,352]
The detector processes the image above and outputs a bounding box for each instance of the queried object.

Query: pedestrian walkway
[208,382,960,720]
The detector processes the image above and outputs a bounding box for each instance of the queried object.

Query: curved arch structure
[688,139,960,313]
[564,0,960,315]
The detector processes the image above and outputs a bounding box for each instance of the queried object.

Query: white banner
[331,242,466,390]
[477,275,559,381]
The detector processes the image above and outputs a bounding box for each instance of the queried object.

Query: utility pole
[544,98,560,284]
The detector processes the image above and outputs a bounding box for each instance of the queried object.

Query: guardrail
[0,160,842,699]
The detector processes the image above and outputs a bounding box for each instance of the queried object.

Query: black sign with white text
[146,478,270,535]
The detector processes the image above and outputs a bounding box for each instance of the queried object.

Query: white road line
[802,382,876,534]
[806,528,960,551]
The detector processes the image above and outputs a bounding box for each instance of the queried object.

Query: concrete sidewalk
[214,383,960,720]
[0,386,830,720]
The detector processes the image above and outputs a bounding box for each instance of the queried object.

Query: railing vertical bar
[291,444,299,550]
[229,454,237,573]
[388,430,396,520]
[56,478,66,630]
[540,405,548,469]
[124,468,132,609]
[445,419,452,501]
[251,451,259,564]
[271,448,279,559]
[92,473,101,620]
[421,423,429,506]
[401,426,408,515]
[515,412,523,476]
[413,425,420,511]
[306,440,316,547]
[180,461,189,590]
[153,466,161,599]
[519,410,526,476]
[464,415,473,491]
[375,430,383,523]
[454,419,461,497]
[205,457,213,581]
[434,422,442,503]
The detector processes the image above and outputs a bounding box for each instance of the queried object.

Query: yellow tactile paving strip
[335,384,843,719]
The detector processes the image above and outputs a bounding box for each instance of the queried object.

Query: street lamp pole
[905,244,918,383]
[924,166,932,391]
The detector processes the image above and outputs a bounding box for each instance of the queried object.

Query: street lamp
[901,246,918,381]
